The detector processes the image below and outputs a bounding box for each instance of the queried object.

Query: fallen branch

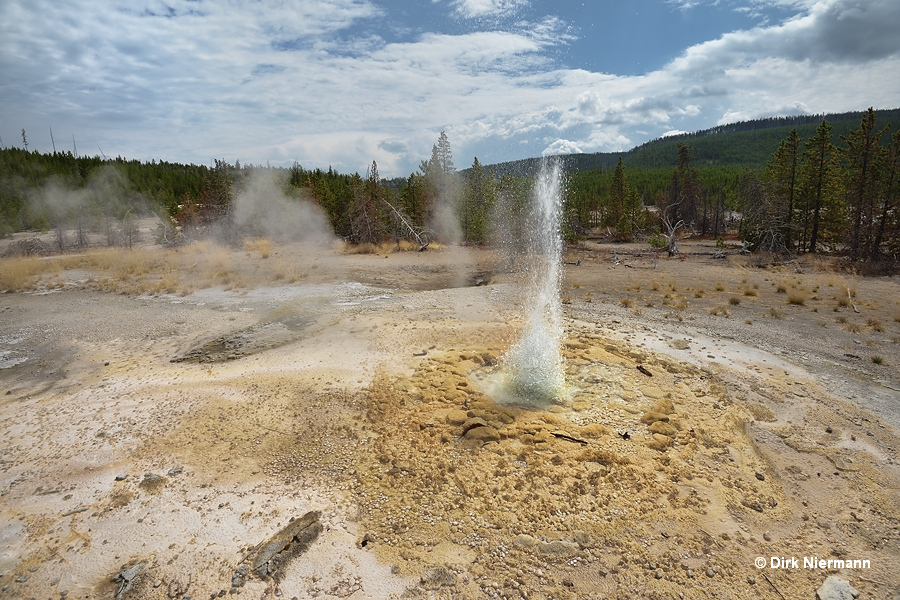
[762,572,786,600]
[551,432,588,445]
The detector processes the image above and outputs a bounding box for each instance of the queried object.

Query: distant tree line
[563,108,900,264]
[740,108,900,261]
[2,110,898,266]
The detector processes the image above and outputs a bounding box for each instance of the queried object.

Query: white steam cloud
[232,169,334,244]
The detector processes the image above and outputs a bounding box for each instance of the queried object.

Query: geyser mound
[500,158,565,404]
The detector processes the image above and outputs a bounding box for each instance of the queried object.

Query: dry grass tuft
[728,296,742,306]
[787,291,806,305]
[743,288,758,297]
[693,289,705,298]
[867,318,884,332]
[715,283,726,292]
[244,238,273,258]
[0,256,60,291]
[619,298,634,308]
[709,305,730,316]
[768,307,786,319]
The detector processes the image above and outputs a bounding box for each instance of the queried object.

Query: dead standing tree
[662,215,685,256]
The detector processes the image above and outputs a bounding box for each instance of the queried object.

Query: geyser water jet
[501,158,565,403]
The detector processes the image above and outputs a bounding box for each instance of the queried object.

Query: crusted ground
[1,238,899,599]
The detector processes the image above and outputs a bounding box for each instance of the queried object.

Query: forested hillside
[482,107,900,175]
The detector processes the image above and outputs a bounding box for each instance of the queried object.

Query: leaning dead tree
[381,197,430,250]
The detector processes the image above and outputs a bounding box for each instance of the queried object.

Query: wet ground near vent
[1,239,900,599]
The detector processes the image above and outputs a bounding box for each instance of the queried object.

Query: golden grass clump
[244,238,273,258]
[728,296,742,306]
[619,298,634,308]
[787,291,807,305]
[693,289,705,298]
[743,288,758,297]
[715,283,726,292]
[709,305,730,316]
[0,256,60,291]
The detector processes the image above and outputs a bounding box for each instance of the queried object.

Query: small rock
[538,541,578,557]
[747,576,756,585]
[138,472,167,494]
[167,466,184,476]
[651,398,676,414]
[115,474,128,481]
[649,421,677,437]
[15,575,29,583]
[640,411,670,424]
[816,575,860,600]
[231,564,249,588]
[464,425,500,443]
[445,410,469,426]
[755,472,765,481]
[763,531,772,542]
[705,569,715,578]
[647,433,673,450]
[421,566,457,590]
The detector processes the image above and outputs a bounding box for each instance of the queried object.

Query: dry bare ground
[1,227,899,599]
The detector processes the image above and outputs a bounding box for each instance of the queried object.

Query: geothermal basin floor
[1,244,899,599]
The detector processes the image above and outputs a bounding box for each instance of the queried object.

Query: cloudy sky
[2,0,899,177]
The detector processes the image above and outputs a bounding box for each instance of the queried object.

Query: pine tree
[609,157,627,229]
[796,121,835,253]
[873,129,900,256]
[349,161,383,245]
[765,129,800,251]
[436,131,455,175]
[840,108,889,260]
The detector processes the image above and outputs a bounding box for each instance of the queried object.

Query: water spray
[501,157,565,403]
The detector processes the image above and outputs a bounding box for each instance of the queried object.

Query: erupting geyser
[501,158,565,403]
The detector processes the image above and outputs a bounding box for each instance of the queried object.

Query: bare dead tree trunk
[663,217,685,256]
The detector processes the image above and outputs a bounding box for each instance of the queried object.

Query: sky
[2,0,899,177]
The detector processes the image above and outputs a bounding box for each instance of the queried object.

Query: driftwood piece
[244,511,322,581]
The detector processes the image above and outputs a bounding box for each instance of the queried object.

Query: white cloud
[1,0,898,177]
[542,139,582,156]
[452,0,529,19]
